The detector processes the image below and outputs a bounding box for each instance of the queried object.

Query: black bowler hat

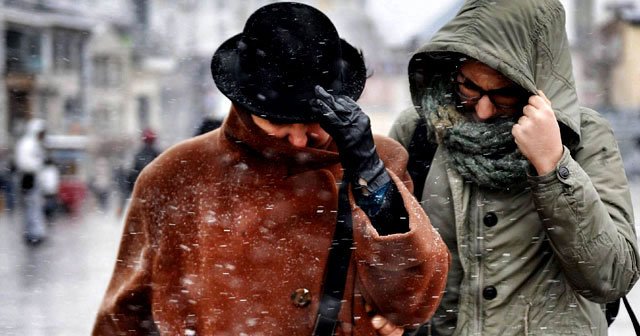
[210,2,366,123]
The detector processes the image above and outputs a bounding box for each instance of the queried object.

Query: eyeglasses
[453,73,529,113]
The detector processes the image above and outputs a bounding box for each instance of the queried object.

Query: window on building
[134,0,149,29]
[53,29,85,72]
[64,97,81,118]
[93,55,122,88]
[5,27,43,74]
[93,105,115,135]
[7,90,30,137]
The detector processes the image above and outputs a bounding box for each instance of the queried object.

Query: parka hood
[409,0,581,145]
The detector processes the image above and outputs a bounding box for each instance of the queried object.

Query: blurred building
[563,0,601,108]
[1,1,137,177]
[590,2,640,170]
[0,0,405,167]
[0,1,256,173]
[595,3,640,110]
[555,0,640,113]
[1,0,96,145]
[135,0,271,144]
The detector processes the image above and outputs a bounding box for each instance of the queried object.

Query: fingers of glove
[335,95,360,111]
[333,96,362,122]
[311,99,345,126]
[314,85,338,107]
[315,86,355,119]
[314,85,361,122]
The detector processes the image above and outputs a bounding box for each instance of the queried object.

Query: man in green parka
[384,0,640,335]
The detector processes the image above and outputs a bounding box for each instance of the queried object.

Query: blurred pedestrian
[623,136,640,180]
[89,157,112,211]
[126,128,160,194]
[92,3,449,335]
[116,128,161,217]
[39,156,60,222]
[113,163,129,217]
[0,152,16,212]
[387,0,640,335]
[15,118,48,245]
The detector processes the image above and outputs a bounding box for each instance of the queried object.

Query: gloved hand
[311,86,390,195]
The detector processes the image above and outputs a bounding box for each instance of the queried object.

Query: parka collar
[409,0,581,146]
[222,106,341,172]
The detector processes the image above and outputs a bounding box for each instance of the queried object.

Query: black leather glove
[311,86,390,195]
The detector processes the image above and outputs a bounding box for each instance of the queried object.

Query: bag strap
[312,181,354,336]
[623,296,640,334]
[406,118,437,202]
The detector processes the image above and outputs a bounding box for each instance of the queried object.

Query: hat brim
[211,33,366,123]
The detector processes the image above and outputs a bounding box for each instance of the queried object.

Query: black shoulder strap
[313,181,354,335]
[623,296,640,333]
[609,296,640,334]
[406,118,438,202]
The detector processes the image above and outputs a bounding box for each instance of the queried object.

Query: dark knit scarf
[421,90,529,190]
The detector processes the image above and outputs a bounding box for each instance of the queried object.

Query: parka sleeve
[92,185,158,335]
[528,108,640,303]
[352,168,450,327]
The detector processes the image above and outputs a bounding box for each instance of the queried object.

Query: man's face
[455,61,530,122]
[251,115,331,149]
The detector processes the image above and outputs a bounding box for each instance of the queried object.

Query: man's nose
[473,95,497,122]
[287,124,309,147]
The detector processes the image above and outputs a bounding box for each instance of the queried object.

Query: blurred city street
[0,180,639,335]
[0,202,122,335]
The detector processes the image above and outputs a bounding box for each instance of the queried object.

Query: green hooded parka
[389,0,640,335]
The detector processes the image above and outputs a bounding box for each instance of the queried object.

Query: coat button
[558,166,570,179]
[483,212,498,227]
[291,288,312,307]
[483,286,497,300]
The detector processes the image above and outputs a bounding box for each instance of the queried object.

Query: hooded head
[210,2,366,124]
[142,128,157,144]
[409,0,580,146]
[24,118,47,139]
